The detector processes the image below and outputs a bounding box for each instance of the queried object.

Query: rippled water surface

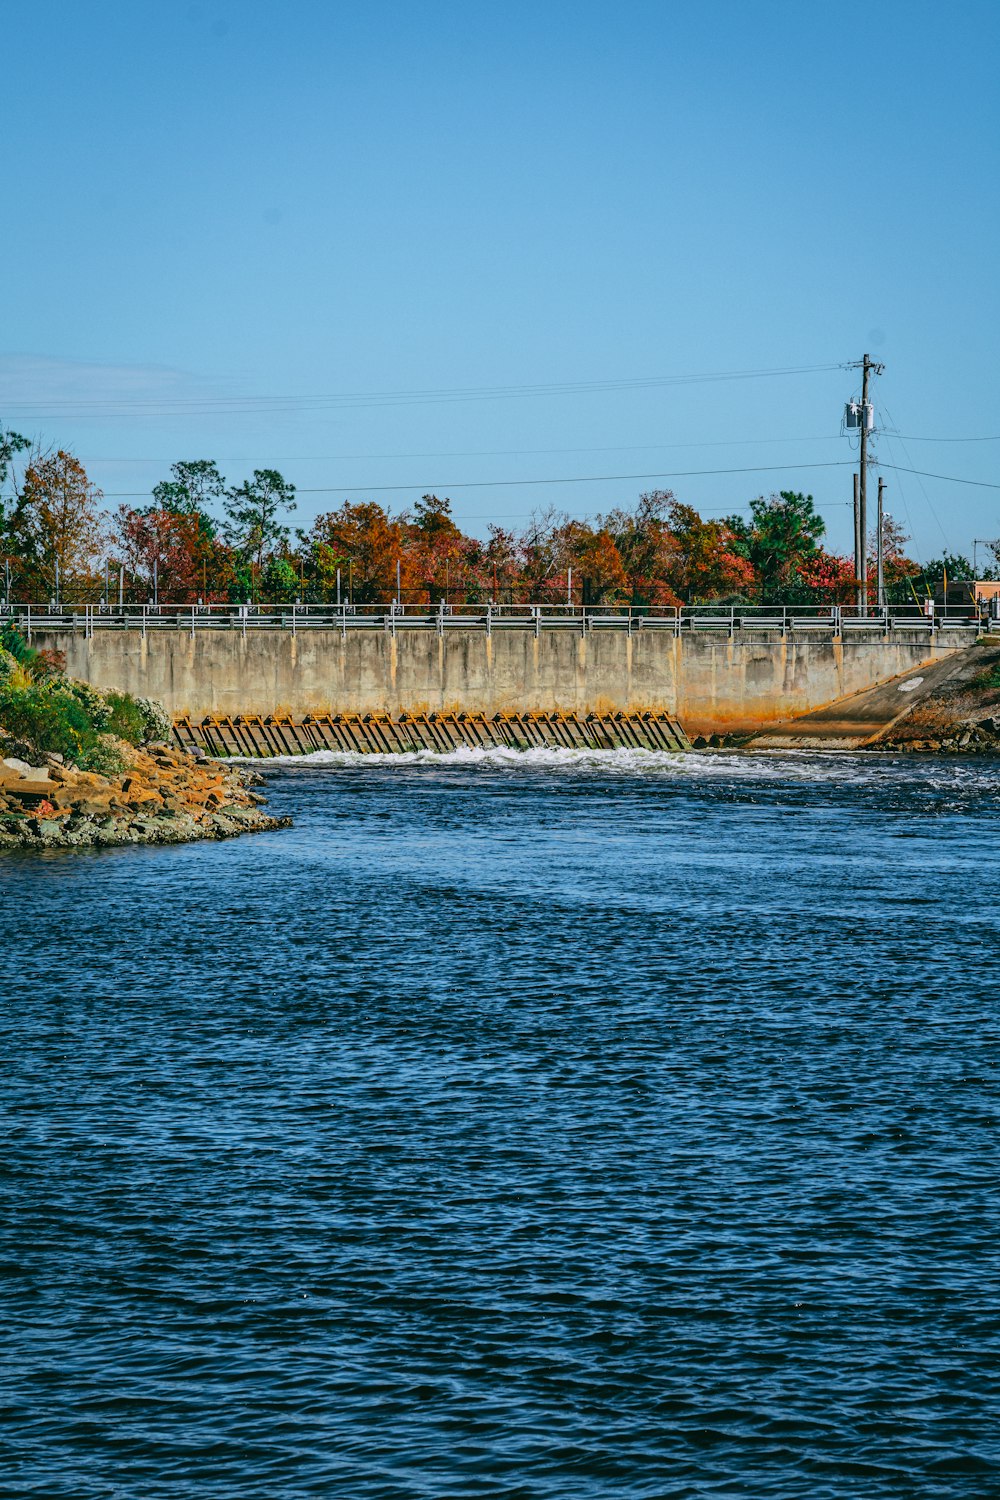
[3,748,999,1498]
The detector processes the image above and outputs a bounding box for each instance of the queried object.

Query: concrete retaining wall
[33,625,965,733]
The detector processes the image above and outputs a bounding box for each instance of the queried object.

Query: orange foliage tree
[13,450,108,601]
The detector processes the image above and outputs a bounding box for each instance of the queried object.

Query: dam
[16,602,978,740]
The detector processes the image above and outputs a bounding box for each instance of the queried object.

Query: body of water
[2,748,998,1497]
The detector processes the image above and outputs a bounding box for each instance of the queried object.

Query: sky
[2,0,998,565]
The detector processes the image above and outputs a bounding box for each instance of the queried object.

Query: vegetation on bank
[0,623,170,773]
[1,425,983,610]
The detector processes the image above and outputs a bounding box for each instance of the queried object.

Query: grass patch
[969,660,1000,693]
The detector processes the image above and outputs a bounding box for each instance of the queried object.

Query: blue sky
[2,0,998,562]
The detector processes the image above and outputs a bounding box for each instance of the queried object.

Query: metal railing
[1,599,989,639]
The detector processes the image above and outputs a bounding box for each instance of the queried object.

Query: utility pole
[973,539,1000,576]
[877,476,886,609]
[858,353,871,615]
[845,353,884,616]
[853,473,862,611]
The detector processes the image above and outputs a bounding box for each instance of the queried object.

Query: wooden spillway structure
[172,710,691,758]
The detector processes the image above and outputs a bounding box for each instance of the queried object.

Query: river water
[2,747,999,1498]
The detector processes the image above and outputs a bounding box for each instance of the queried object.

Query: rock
[2,757,34,776]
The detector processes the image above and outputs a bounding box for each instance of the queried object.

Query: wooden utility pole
[859,353,871,614]
[877,476,886,609]
[853,472,862,611]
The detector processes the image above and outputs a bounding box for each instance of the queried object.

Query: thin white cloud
[0,354,212,415]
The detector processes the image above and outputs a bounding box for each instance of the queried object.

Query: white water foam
[226,742,964,786]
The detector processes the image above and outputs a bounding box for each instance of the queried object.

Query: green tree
[0,426,32,584]
[261,556,300,602]
[923,552,974,583]
[224,469,296,573]
[152,459,226,532]
[726,491,826,602]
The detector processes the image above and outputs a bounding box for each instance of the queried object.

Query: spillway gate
[172,710,692,758]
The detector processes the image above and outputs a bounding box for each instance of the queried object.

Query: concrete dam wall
[34,623,965,733]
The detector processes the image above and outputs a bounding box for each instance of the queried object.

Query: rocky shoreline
[0,745,291,850]
[876,717,1000,755]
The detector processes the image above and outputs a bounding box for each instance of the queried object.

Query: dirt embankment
[0,745,291,850]
[876,643,1000,754]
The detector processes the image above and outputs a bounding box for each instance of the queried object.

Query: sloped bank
[873,643,1000,755]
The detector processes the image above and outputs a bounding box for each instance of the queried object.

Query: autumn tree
[109,459,236,602]
[873,514,921,604]
[482,524,520,602]
[408,494,465,602]
[115,505,209,602]
[303,501,406,603]
[660,500,754,602]
[600,491,679,605]
[14,450,108,600]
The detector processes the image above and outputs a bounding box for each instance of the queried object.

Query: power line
[892,433,1000,443]
[99,458,857,499]
[79,434,844,464]
[0,361,847,417]
[881,462,1000,491]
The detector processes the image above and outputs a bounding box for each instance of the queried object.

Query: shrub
[0,623,35,666]
[104,691,146,745]
[0,682,95,764]
[0,625,64,680]
[135,696,172,744]
[57,680,112,730]
[0,620,171,764]
[80,735,128,776]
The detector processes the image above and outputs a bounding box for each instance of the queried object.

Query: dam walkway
[4,600,990,641]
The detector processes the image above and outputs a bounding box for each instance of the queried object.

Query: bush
[0,682,95,764]
[135,697,173,744]
[81,735,128,776]
[0,623,35,667]
[0,621,172,764]
[57,679,112,730]
[104,691,146,745]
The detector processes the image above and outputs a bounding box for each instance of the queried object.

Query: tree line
[0,425,979,608]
